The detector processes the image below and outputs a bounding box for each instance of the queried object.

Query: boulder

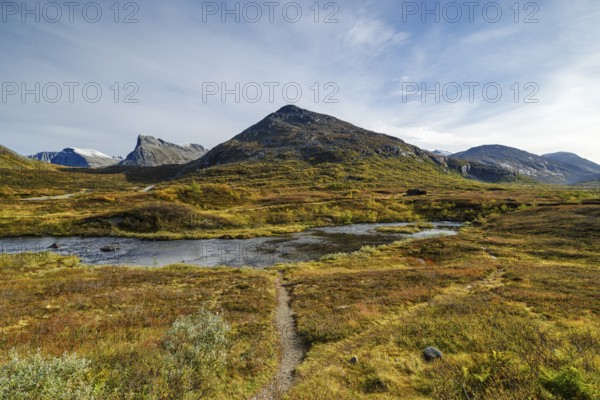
[407,189,427,196]
[100,245,118,252]
[423,347,443,361]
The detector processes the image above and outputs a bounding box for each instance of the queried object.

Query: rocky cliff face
[119,135,207,167]
[29,148,118,168]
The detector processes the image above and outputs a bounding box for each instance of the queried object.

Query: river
[0,222,461,268]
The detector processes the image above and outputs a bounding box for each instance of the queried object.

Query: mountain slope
[29,148,118,168]
[450,145,596,184]
[1,145,54,169]
[542,152,600,175]
[120,135,207,167]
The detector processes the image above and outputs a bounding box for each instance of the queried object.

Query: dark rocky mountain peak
[194,105,419,168]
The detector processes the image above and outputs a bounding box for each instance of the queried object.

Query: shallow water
[0,222,460,268]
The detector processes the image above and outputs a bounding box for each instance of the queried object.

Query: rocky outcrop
[119,135,207,167]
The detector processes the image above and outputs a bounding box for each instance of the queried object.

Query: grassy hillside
[1,154,598,238]
[0,145,54,169]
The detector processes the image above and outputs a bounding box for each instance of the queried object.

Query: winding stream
[0,222,460,268]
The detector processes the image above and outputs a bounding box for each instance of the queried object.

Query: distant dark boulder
[407,189,427,196]
[48,243,60,249]
[423,347,443,361]
[100,245,118,252]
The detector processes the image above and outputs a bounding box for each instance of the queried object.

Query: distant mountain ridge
[542,152,600,175]
[120,135,207,167]
[8,107,599,186]
[29,148,118,168]
[450,145,599,184]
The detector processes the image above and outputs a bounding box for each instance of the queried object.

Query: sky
[0,0,599,163]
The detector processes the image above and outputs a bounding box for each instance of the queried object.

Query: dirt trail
[251,273,305,400]
[22,192,82,201]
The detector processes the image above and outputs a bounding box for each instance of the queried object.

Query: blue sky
[0,0,599,162]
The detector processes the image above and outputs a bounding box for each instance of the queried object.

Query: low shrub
[162,309,231,397]
[0,350,96,400]
[540,367,596,400]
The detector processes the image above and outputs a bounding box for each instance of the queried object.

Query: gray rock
[349,356,358,364]
[48,243,60,249]
[119,135,207,167]
[423,347,443,361]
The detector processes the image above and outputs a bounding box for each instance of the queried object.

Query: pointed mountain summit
[120,135,207,167]
[196,105,426,167]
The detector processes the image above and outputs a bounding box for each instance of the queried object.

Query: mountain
[196,105,439,168]
[29,148,118,168]
[188,105,517,183]
[433,150,453,157]
[119,135,207,167]
[450,145,597,184]
[542,152,600,175]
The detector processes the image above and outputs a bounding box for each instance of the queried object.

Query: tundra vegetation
[0,156,599,398]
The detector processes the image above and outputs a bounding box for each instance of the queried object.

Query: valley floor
[0,202,598,399]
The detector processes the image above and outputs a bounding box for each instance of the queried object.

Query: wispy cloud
[344,18,409,49]
[0,0,598,163]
